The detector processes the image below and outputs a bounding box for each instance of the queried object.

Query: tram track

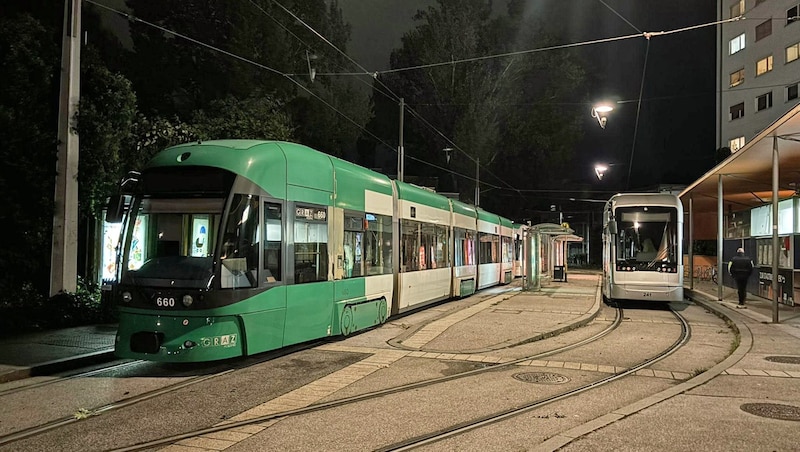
[377,306,691,451]
[0,341,325,448]
[107,304,626,452]
[0,286,524,449]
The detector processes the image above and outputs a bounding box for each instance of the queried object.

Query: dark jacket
[729,254,754,279]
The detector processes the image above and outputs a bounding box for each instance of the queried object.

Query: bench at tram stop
[553,265,567,282]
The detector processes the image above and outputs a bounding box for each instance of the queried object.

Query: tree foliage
[0,13,60,303]
[368,0,587,215]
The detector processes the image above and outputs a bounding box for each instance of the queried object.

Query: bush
[0,277,117,337]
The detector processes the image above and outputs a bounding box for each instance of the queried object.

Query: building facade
[717,0,800,151]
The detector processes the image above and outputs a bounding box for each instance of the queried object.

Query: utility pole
[397,98,404,182]
[51,0,81,296]
[475,157,480,207]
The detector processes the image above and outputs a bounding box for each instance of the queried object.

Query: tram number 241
[642,292,652,297]
[156,297,176,307]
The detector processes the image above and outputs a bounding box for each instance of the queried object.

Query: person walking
[728,247,754,308]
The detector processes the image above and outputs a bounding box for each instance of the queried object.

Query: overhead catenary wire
[265,0,525,200]
[84,0,496,188]
[87,1,743,197]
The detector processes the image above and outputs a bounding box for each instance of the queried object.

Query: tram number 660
[156,297,176,307]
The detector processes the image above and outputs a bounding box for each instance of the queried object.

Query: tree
[77,47,138,219]
[191,93,295,141]
[366,0,588,216]
[0,13,60,303]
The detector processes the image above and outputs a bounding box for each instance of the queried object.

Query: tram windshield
[120,197,224,288]
[614,206,678,270]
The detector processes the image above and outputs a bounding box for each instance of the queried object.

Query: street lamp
[594,164,609,180]
[306,50,317,82]
[591,104,614,129]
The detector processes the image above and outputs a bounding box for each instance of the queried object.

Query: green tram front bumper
[115,311,244,362]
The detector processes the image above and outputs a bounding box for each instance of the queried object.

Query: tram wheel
[378,298,388,324]
[341,306,354,336]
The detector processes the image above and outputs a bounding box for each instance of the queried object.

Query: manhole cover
[513,372,570,384]
[741,403,800,421]
[764,356,800,364]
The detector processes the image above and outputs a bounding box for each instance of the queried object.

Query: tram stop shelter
[523,223,583,291]
[679,103,800,323]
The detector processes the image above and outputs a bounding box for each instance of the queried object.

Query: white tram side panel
[499,219,514,284]
[362,189,395,315]
[395,190,452,312]
[477,213,501,289]
[450,199,478,297]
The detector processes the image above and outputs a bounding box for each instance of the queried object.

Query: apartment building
[717,0,800,151]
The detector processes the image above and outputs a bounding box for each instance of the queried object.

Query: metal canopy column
[771,136,780,323]
[717,174,724,301]
[689,196,694,290]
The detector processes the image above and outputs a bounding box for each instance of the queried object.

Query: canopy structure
[523,223,582,290]
[679,103,800,322]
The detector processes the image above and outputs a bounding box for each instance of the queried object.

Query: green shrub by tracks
[0,277,117,337]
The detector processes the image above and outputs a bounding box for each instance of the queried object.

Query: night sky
[337,0,718,194]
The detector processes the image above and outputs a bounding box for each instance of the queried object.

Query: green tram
[107,140,516,362]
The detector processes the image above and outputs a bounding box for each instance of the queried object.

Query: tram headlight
[182,294,194,307]
[122,291,132,303]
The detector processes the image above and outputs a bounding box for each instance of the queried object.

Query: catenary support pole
[51,0,81,296]
[398,98,404,182]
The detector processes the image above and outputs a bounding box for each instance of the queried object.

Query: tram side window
[365,213,392,275]
[478,232,499,264]
[343,211,393,278]
[294,205,328,283]
[400,219,448,271]
[221,194,259,289]
[502,236,513,263]
[264,202,282,283]
[454,227,475,266]
[432,224,449,268]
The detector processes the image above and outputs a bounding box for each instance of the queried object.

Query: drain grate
[513,372,570,384]
[764,356,800,364]
[741,403,800,421]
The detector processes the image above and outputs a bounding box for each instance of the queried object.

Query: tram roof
[679,103,800,213]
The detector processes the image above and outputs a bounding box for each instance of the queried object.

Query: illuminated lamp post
[591,103,614,129]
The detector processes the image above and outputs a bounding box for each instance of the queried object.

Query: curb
[0,349,116,384]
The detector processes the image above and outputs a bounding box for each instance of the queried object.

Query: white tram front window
[614,206,678,271]
[121,197,224,287]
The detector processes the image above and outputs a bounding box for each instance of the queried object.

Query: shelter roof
[679,104,800,213]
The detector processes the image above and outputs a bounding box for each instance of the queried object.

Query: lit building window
[730,68,745,87]
[729,33,746,54]
[787,42,800,63]
[730,0,745,17]
[756,55,773,76]
[729,136,746,152]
